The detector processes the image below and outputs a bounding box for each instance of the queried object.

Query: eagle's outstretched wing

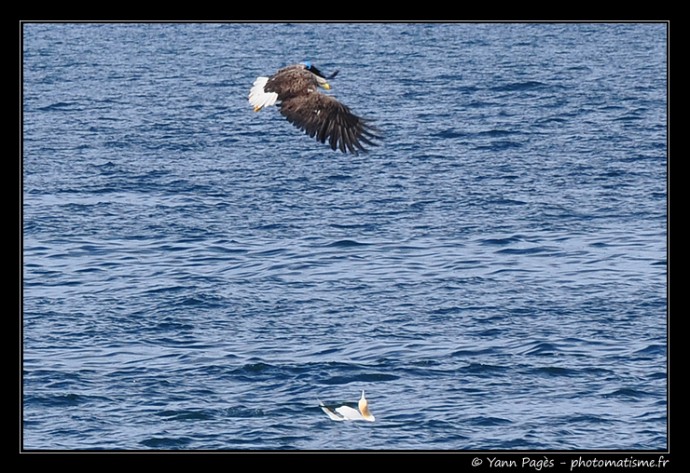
[279,93,380,155]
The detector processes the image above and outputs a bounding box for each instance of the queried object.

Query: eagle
[248,62,380,154]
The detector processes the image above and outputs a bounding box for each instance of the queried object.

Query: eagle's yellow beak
[320,82,331,90]
[253,105,262,112]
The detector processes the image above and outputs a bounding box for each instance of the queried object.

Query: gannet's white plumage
[319,391,375,422]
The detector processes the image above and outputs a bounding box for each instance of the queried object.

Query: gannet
[319,390,375,422]
[248,62,380,154]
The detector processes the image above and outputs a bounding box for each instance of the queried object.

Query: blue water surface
[22,23,667,450]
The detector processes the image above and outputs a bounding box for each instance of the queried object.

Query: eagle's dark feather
[279,93,379,154]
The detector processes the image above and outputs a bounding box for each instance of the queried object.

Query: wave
[491,80,553,92]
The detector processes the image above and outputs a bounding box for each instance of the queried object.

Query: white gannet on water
[319,390,375,422]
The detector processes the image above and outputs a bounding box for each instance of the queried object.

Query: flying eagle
[248,62,380,154]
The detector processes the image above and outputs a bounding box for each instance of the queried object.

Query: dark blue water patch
[408,199,438,211]
[248,247,289,258]
[57,202,96,213]
[450,348,496,360]
[461,363,510,376]
[25,392,109,408]
[521,342,562,357]
[223,406,266,418]
[473,328,503,338]
[565,414,616,425]
[628,153,666,163]
[323,239,372,248]
[253,222,292,232]
[229,362,286,381]
[140,436,194,449]
[495,246,549,256]
[530,366,579,378]
[498,437,537,449]
[407,359,443,370]
[647,371,666,381]
[327,174,354,181]
[175,293,227,309]
[480,235,524,246]
[29,370,93,390]
[633,411,667,424]
[35,101,80,112]
[491,80,552,92]
[432,128,469,139]
[477,129,519,138]
[89,161,118,175]
[415,417,467,434]
[604,387,655,399]
[465,97,501,109]
[148,334,198,348]
[613,114,644,123]
[430,306,465,316]
[486,198,528,207]
[633,344,665,358]
[323,372,399,385]
[329,222,377,231]
[312,347,340,357]
[436,73,465,82]
[466,416,514,426]
[144,285,190,298]
[156,409,215,422]
[474,140,524,151]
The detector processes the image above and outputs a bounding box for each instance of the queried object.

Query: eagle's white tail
[248,76,278,112]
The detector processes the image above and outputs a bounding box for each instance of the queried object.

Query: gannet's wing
[321,406,346,421]
[319,400,346,421]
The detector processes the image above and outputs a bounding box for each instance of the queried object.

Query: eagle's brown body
[249,63,379,154]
